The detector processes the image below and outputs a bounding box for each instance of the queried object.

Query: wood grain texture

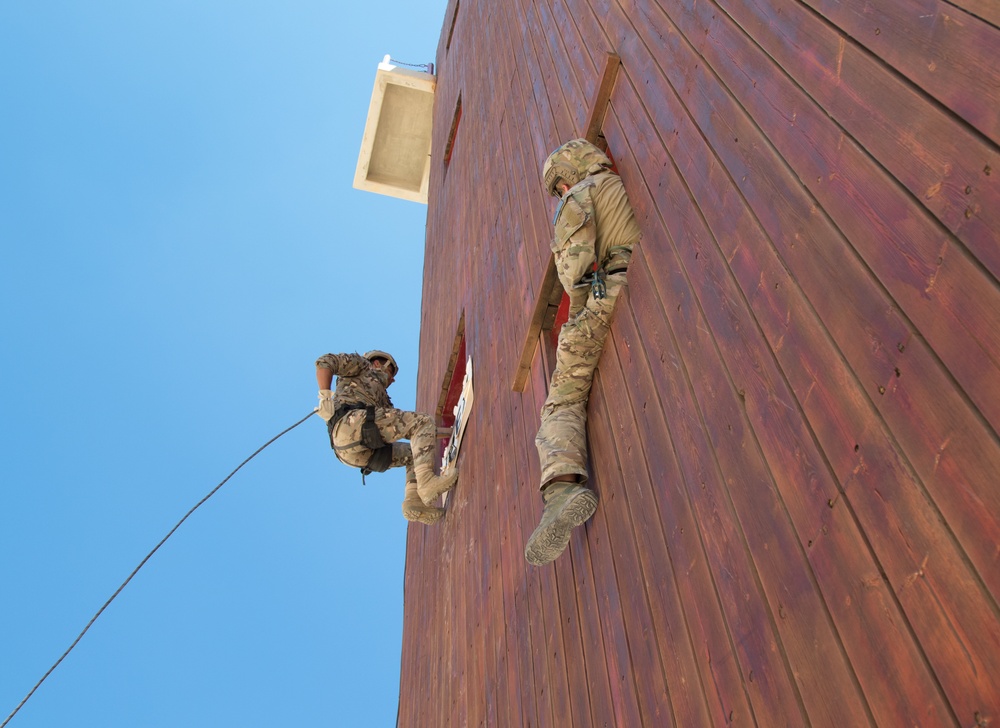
[397,0,1000,725]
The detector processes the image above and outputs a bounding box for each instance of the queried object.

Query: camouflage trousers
[535,271,627,488]
[331,407,438,485]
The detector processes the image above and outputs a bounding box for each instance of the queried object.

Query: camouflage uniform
[535,142,641,487]
[316,352,457,524]
[526,139,640,566]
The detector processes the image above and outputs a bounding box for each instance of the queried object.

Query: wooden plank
[489,19,581,721]
[561,431,646,727]
[478,207,514,728]
[493,107,539,728]
[406,0,1000,725]
[606,92,881,727]
[612,273,752,727]
[605,66,957,726]
[500,0,567,395]
[590,329,712,726]
[712,0,1000,283]
[616,8,990,716]
[597,103,812,728]
[583,54,621,144]
[659,0,1000,434]
[619,255,800,726]
[587,375,674,726]
[946,0,1000,28]
[492,196,567,728]
[628,0,1000,608]
[801,0,1000,144]
[519,360,561,727]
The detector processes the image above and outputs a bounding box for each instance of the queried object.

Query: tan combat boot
[415,465,459,506]
[524,481,598,566]
[402,479,445,525]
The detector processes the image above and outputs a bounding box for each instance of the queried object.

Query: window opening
[436,315,473,501]
[443,94,462,169]
[445,0,461,52]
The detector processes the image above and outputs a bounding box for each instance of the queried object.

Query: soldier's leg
[527,272,626,566]
[535,272,627,488]
[374,408,459,506]
[399,454,446,525]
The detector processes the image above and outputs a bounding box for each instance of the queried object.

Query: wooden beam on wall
[584,53,622,146]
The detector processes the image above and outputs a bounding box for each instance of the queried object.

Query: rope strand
[1,409,316,728]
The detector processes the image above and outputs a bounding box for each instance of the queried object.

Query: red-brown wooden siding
[400,0,1000,725]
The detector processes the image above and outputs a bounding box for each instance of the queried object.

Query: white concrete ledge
[353,56,436,204]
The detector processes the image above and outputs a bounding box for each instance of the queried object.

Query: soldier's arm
[552,186,597,316]
[315,352,368,385]
[316,367,334,390]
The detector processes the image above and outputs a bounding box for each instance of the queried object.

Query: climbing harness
[327,403,394,483]
[1,409,316,728]
[575,264,607,300]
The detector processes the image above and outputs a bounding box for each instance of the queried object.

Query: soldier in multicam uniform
[525,139,641,566]
[315,350,458,525]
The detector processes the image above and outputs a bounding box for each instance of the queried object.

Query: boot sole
[524,489,599,566]
[403,505,445,525]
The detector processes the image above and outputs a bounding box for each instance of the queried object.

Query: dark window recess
[436,313,467,462]
[443,95,462,168]
[439,336,466,428]
[445,0,460,52]
[550,294,569,348]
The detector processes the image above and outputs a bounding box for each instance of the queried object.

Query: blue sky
[1,3,445,725]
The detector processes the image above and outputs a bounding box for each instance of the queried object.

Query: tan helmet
[542,138,613,196]
[364,350,399,377]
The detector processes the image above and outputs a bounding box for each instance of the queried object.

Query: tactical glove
[316,390,336,421]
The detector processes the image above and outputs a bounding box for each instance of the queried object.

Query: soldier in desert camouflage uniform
[525,139,641,566]
[315,350,458,525]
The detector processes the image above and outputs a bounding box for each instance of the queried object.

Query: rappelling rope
[1,409,316,728]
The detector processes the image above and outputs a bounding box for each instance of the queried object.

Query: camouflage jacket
[315,353,393,409]
[551,170,640,315]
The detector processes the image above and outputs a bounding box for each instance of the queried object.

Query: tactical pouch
[362,444,394,475]
[359,405,387,450]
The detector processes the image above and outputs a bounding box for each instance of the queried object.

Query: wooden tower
[399,0,1000,724]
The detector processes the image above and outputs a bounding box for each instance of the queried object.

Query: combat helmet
[542,138,613,197]
[364,350,399,377]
